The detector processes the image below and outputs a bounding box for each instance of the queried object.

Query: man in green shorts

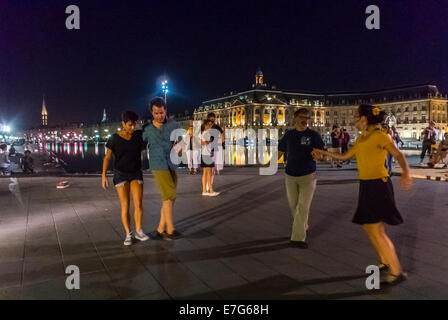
[143,97,181,240]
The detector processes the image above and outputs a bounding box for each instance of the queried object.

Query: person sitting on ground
[9,145,16,156]
[428,132,448,168]
[22,150,34,174]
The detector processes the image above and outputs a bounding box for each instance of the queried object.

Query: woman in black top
[102,111,149,246]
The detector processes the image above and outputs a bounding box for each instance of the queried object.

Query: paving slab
[1,167,447,300]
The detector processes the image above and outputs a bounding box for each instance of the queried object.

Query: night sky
[1,0,447,129]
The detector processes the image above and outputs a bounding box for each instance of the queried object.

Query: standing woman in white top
[200,120,219,196]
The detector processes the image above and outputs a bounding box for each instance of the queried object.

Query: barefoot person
[102,111,149,246]
[143,97,181,240]
[278,108,325,248]
[200,119,220,196]
[313,104,412,286]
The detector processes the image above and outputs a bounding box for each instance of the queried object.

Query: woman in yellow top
[312,104,412,286]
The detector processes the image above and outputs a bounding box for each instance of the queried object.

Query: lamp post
[162,80,168,105]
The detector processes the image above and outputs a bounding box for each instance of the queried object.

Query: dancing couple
[102,97,181,246]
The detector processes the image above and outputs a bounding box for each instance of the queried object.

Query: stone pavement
[0,167,447,300]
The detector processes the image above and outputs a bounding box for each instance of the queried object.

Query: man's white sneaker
[135,230,149,241]
[208,192,220,197]
[124,232,133,246]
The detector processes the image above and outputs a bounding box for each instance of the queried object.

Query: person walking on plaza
[278,108,325,248]
[341,127,351,164]
[312,104,412,286]
[143,97,182,240]
[0,144,11,176]
[200,119,220,196]
[102,111,149,246]
[329,125,342,168]
[382,124,394,176]
[419,121,437,165]
[207,112,225,180]
[391,126,403,149]
[186,123,199,175]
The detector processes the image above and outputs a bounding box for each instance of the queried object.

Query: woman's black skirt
[201,154,215,168]
[352,177,404,225]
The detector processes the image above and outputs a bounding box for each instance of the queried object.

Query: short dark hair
[293,108,310,118]
[0,144,6,151]
[24,150,31,155]
[149,97,166,111]
[332,125,339,130]
[203,119,213,126]
[358,104,386,125]
[121,111,139,123]
[207,112,216,119]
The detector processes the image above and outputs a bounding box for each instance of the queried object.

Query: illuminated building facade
[194,70,448,142]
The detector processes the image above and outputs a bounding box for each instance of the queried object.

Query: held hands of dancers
[311,148,327,161]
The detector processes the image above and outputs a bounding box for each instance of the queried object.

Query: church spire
[102,108,107,122]
[41,96,48,126]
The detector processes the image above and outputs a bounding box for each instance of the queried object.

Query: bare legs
[202,167,214,193]
[363,222,403,276]
[129,180,144,232]
[116,181,144,234]
[157,199,174,234]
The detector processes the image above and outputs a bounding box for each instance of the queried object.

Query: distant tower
[255,68,264,86]
[41,96,48,126]
[102,108,107,122]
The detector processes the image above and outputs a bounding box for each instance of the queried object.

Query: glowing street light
[162,80,168,104]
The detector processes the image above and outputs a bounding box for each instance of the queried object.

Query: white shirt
[199,131,212,156]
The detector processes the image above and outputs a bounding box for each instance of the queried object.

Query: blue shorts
[113,170,144,187]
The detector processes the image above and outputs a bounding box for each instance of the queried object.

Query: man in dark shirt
[278,108,324,248]
[419,121,436,165]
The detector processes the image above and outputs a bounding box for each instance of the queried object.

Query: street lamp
[162,80,168,105]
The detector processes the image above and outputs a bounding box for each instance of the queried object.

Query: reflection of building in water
[194,70,448,142]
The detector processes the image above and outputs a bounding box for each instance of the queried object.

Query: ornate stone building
[194,70,448,142]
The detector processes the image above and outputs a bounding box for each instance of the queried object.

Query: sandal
[378,263,390,272]
[381,272,407,286]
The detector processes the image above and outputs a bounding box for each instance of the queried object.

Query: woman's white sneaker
[208,192,220,197]
[135,230,149,241]
[124,232,133,246]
